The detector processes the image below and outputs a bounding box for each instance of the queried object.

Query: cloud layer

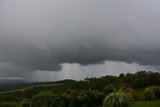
[30,61,150,82]
[0,0,160,81]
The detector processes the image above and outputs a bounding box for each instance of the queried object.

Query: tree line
[0,71,159,107]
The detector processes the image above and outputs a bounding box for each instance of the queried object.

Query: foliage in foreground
[142,87,156,101]
[0,102,20,107]
[103,92,128,107]
[128,100,160,107]
[142,86,160,101]
[20,90,104,107]
[30,92,59,107]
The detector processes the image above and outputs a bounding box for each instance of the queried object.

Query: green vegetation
[0,102,20,107]
[128,100,160,107]
[30,92,58,107]
[0,71,159,107]
[142,87,156,101]
[103,92,128,107]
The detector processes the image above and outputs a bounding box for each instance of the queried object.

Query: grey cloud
[0,0,160,79]
[30,61,152,82]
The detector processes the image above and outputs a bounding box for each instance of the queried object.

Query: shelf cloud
[0,0,160,81]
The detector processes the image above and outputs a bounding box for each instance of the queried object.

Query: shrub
[142,87,155,101]
[102,92,128,107]
[21,98,30,107]
[93,91,104,106]
[30,92,58,107]
[126,89,140,101]
[66,90,87,107]
[0,102,20,107]
[150,86,160,99]
[102,85,114,95]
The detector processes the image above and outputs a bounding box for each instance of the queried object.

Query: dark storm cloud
[0,0,160,77]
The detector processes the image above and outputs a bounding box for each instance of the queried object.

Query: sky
[0,0,160,81]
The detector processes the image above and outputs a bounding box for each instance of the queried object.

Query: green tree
[30,92,58,107]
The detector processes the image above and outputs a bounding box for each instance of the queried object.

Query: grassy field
[129,100,160,107]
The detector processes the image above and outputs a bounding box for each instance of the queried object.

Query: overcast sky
[0,0,160,81]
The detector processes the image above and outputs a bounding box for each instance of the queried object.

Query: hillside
[0,71,160,107]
